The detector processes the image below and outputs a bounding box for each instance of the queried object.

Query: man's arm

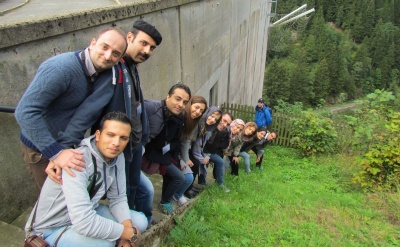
[56,66,117,148]
[264,107,272,126]
[15,59,70,157]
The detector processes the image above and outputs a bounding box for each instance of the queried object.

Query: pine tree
[264,60,291,107]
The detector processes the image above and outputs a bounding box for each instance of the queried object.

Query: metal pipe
[272,4,308,26]
[0,106,16,113]
[278,8,315,26]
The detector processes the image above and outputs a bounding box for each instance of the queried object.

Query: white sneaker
[177,196,189,206]
[219,184,230,193]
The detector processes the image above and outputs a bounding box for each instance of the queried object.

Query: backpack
[264,106,273,126]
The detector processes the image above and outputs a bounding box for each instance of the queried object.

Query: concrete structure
[0,0,273,235]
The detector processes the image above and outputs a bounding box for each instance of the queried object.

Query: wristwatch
[129,226,138,243]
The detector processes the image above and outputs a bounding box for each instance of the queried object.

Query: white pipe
[272,4,307,26]
[278,8,315,26]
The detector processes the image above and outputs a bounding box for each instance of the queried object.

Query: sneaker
[191,186,204,193]
[198,174,207,185]
[159,202,174,215]
[184,189,198,199]
[219,184,230,193]
[177,196,189,206]
[173,195,189,206]
[147,219,158,230]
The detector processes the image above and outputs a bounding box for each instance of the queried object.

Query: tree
[264,59,291,107]
[312,58,330,105]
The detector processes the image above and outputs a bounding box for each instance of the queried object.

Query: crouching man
[25,112,147,247]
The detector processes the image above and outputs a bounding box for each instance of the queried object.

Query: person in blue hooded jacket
[254,98,272,128]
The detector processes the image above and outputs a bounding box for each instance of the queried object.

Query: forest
[264,0,400,108]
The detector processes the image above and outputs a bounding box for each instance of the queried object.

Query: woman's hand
[203,156,210,165]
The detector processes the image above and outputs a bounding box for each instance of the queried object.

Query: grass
[165,146,400,246]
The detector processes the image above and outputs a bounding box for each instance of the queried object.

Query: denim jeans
[42,204,148,247]
[209,154,224,185]
[135,171,154,224]
[174,173,194,198]
[161,164,184,204]
[238,151,251,172]
[126,145,142,209]
[224,156,230,172]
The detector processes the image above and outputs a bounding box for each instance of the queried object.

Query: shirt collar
[84,48,97,78]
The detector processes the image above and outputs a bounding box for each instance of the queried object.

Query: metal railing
[0,106,16,113]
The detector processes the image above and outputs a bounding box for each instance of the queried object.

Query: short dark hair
[222,112,234,122]
[168,83,192,99]
[269,131,277,139]
[258,127,267,133]
[98,111,132,131]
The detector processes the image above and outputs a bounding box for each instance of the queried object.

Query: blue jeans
[135,171,154,224]
[161,164,184,204]
[209,153,224,185]
[238,151,251,172]
[126,145,142,209]
[174,173,194,198]
[224,156,230,172]
[42,204,148,247]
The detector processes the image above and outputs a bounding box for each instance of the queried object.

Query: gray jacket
[25,136,130,241]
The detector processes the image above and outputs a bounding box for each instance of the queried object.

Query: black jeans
[185,150,200,192]
[126,145,142,209]
[229,156,239,176]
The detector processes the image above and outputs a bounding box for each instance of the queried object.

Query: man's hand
[256,156,261,163]
[186,160,194,167]
[118,239,131,247]
[46,149,85,184]
[233,157,239,164]
[203,156,210,165]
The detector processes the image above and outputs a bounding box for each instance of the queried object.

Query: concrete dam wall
[0,0,272,222]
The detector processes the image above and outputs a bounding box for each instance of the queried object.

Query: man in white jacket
[25,112,147,247]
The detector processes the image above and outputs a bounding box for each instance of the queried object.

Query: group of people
[16,19,276,247]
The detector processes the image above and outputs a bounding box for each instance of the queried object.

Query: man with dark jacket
[143,84,191,215]
[254,98,272,128]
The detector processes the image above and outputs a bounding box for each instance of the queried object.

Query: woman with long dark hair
[173,96,208,206]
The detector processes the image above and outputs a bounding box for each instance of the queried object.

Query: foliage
[343,89,396,153]
[264,0,400,108]
[290,111,337,156]
[165,146,400,246]
[273,99,303,113]
[353,112,400,192]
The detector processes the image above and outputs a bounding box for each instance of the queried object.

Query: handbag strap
[52,226,68,247]
[26,199,39,238]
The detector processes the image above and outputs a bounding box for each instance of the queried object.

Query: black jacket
[203,129,230,157]
[143,100,183,165]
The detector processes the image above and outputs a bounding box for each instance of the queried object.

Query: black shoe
[184,189,198,199]
[198,174,207,185]
[192,186,203,193]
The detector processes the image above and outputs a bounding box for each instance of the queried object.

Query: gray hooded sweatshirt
[25,135,131,241]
